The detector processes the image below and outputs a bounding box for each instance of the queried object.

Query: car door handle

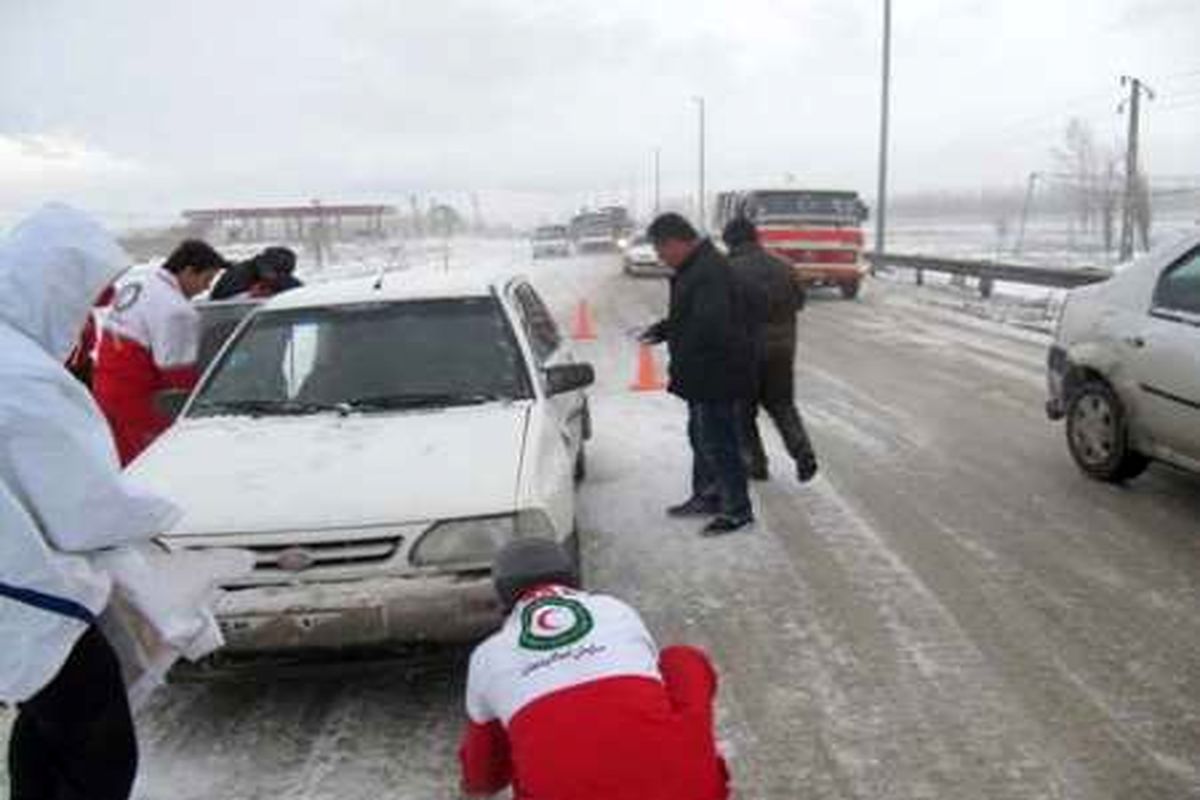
[1124,335,1145,349]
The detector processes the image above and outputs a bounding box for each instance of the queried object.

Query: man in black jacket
[209,246,302,301]
[641,213,755,535]
[723,217,819,483]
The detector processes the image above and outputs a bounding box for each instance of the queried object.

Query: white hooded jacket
[0,204,181,702]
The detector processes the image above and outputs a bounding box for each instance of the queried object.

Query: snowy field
[3,230,1200,799]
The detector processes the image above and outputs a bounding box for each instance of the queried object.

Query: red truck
[714,189,869,299]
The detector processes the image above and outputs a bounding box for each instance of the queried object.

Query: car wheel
[574,444,587,483]
[1065,379,1150,482]
[840,281,860,300]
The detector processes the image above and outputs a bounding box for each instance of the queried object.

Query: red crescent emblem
[534,607,558,631]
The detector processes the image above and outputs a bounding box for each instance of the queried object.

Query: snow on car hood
[127,402,532,536]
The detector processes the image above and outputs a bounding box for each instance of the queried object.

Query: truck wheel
[840,281,861,300]
[1065,379,1150,482]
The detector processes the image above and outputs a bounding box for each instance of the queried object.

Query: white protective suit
[0,204,202,703]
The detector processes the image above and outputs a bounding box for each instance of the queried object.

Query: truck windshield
[750,192,865,223]
[190,297,532,417]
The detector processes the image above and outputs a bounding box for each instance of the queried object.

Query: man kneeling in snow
[459,538,730,800]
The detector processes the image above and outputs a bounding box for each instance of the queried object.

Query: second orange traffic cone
[571,300,597,341]
[630,343,666,391]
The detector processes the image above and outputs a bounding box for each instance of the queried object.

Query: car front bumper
[212,572,503,653]
[1046,345,1069,420]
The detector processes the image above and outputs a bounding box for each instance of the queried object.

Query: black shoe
[700,511,755,536]
[667,495,721,518]
[796,453,819,483]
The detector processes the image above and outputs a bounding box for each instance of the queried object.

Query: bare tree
[1053,118,1099,234]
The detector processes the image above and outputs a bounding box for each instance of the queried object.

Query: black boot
[700,510,755,536]
[667,495,721,518]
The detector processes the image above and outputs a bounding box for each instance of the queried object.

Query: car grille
[247,534,404,572]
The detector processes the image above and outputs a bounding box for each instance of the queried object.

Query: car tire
[1065,379,1150,482]
[840,281,860,300]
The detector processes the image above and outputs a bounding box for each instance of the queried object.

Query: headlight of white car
[410,510,557,569]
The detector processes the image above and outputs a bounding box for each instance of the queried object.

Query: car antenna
[372,264,386,290]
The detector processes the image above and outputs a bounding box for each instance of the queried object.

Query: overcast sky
[2,0,1198,227]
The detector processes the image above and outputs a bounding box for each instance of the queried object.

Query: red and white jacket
[460,586,729,800]
[93,268,201,465]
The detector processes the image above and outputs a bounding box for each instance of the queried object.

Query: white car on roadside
[129,272,594,655]
[531,225,571,259]
[1047,233,1200,481]
[622,234,671,278]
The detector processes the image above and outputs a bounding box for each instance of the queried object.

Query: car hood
[127,402,532,536]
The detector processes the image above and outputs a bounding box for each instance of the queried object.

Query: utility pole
[1014,171,1039,257]
[693,96,707,229]
[1119,75,1154,261]
[653,147,662,216]
[872,0,893,276]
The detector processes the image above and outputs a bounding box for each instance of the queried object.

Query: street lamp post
[873,0,892,275]
[693,96,706,229]
[653,146,662,216]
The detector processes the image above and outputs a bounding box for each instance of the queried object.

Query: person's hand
[639,321,667,344]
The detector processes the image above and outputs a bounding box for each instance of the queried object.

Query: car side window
[513,284,562,363]
[1153,249,1200,317]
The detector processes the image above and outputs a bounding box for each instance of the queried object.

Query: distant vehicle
[531,225,571,259]
[569,206,631,254]
[1047,233,1200,481]
[622,234,670,278]
[714,189,869,299]
[129,272,594,655]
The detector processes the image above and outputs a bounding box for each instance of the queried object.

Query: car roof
[261,271,521,311]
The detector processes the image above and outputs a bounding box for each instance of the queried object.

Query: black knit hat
[493,538,578,609]
[722,216,758,248]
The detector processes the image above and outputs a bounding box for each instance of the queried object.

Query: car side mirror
[154,389,190,421]
[544,363,595,396]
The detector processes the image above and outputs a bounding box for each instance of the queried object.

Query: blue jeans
[687,401,752,516]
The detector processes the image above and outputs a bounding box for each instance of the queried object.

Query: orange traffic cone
[571,300,597,341]
[630,343,666,391]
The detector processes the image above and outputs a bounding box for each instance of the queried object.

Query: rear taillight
[781,249,858,264]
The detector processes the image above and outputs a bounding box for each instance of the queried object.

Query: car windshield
[750,192,864,222]
[190,296,532,417]
[534,227,567,240]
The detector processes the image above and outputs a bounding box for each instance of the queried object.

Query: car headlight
[410,510,556,568]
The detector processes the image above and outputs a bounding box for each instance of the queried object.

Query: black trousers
[9,625,138,800]
[742,344,816,471]
[687,400,752,516]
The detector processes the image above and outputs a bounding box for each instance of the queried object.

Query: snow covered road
[5,247,1198,799]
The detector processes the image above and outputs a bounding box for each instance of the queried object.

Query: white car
[129,272,594,654]
[531,225,571,259]
[622,234,670,278]
[1047,233,1200,481]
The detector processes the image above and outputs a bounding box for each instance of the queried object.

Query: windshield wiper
[190,399,343,417]
[340,393,502,411]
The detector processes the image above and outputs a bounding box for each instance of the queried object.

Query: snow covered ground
[4,235,1200,799]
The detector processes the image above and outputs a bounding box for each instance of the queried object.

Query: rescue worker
[640,213,756,535]
[722,217,819,482]
[459,538,729,800]
[209,245,301,301]
[0,204,183,800]
[65,285,115,387]
[92,239,227,465]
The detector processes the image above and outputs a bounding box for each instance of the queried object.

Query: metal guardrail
[864,252,1112,297]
